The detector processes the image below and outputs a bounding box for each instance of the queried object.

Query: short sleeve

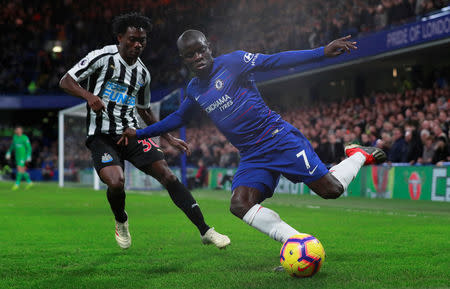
[67,49,109,83]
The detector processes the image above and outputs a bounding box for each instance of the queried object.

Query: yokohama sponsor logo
[205,94,232,113]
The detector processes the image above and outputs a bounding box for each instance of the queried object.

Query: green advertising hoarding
[207,166,450,202]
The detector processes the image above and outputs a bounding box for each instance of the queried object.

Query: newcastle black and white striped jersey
[68,45,151,136]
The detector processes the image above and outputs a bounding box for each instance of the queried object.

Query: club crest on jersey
[243,52,254,63]
[101,153,113,163]
[215,79,224,90]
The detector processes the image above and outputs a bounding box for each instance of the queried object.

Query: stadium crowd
[161,85,450,168]
[2,0,449,94]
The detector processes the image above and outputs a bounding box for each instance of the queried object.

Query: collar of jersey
[116,48,140,69]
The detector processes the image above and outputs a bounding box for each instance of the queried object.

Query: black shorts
[86,134,165,173]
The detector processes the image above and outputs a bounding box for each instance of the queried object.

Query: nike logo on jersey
[195,95,201,101]
[308,165,318,175]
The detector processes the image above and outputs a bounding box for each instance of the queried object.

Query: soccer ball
[279,233,325,278]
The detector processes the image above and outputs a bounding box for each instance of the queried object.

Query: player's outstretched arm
[59,74,106,113]
[235,36,357,74]
[137,108,191,155]
[323,35,357,57]
[117,97,195,146]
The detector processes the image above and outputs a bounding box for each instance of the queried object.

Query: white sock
[243,204,300,243]
[330,152,365,191]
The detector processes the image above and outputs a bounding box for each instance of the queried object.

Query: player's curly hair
[112,12,152,36]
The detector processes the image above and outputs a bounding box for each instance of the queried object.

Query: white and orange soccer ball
[279,233,325,278]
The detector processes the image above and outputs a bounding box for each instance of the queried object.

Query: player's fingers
[93,99,105,111]
[185,146,192,156]
[93,102,103,113]
[340,35,351,40]
[117,137,124,145]
[125,136,128,146]
[345,41,357,50]
[177,143,187,153]
[100,101,106,111]
[179,142,188,152]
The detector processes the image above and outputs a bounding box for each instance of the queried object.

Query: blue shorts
[231,129,328,199]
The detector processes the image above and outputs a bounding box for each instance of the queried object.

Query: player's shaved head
[177,30,213,77]
[177,30,208,51]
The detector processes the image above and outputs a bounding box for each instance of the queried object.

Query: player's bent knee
[108,177,125,192]
[230,195,249,219]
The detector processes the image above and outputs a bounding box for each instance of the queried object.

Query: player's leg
[98,165,127,223]
[98,165,131,249]
[308,144,387,198]
[141,160,230,248]
[12,170,21,190]
[12,160,26,190]
[21,164,33,189]
[126,137,230,248]
[142,160,210,233]
[279,129,386,199]
[230,165,300,244]
[86,135,130,249]
[230,185,300,243]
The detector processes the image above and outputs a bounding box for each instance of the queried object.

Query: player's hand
[164,135,191,156]
[117,128,136,146]
[324,35,357,57]
[87,94,106,114]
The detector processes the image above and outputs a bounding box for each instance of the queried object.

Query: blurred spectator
[194,159,208,188]
[418,135,435,164]
[404,123,423,164]
[432,135,449,165]
[320,133,345,165]
[388,127,408,162]
[41,157,55,181]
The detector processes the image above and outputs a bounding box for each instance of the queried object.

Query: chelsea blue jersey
[137,47,325,155]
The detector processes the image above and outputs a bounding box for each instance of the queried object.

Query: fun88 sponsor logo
[103,81,135,106]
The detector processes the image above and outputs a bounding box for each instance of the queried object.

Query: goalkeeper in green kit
[5,126,33,190]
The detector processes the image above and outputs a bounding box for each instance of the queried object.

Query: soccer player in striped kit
[59,14,229,250]
[120,30,387,250]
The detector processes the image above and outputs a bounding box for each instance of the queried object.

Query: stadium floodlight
[52,45,63,53]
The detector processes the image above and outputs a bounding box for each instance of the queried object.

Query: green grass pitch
[1,182,449,289]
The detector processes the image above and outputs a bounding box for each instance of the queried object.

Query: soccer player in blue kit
[118,30,386,245]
